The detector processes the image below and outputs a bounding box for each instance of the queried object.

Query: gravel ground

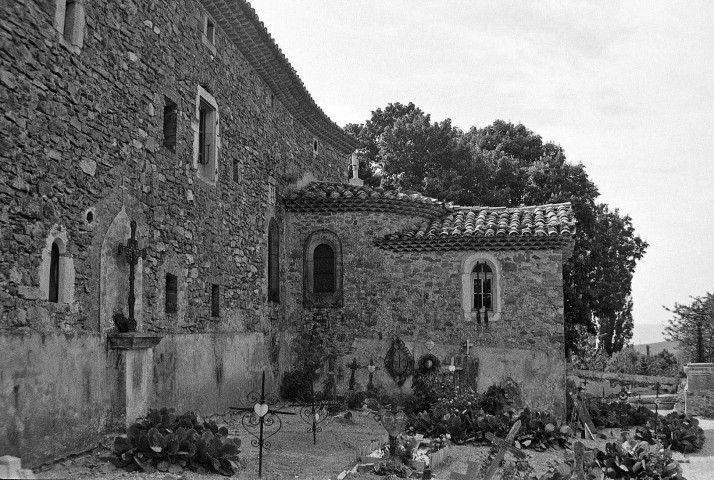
[32,408,711,480]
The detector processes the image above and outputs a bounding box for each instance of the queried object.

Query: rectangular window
[165,273,177,314]
[63,0,78,41]
[163,97,177,150]
[205,17,215,44]
[473,278,493,311]
[211,284,220,317]
[198,99,214,165]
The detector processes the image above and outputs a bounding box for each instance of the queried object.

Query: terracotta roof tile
[284,182,449,217]
[375,204,576,252]
[286,182,576,253]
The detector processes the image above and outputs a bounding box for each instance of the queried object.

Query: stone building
[0,0,573,467]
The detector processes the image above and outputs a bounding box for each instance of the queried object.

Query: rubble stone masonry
[0,0,347,334]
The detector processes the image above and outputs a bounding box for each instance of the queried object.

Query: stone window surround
[201,13,217,55]
[303,229,343,308]
[53,0,85,54]
[461,252,501,322]
[192,85,220,185]
[39,226,75,305]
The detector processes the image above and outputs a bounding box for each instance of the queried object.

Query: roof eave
[199,0,358,154]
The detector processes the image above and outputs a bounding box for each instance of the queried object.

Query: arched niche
[38,224,75,305]
[99,208,144,335]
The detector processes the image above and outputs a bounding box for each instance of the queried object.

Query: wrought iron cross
[230,371,295,478]
[290,380,341,445]
[348,358,362,391]
[117,221,146,332]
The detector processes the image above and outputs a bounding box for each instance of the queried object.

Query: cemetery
[1,0,713,479]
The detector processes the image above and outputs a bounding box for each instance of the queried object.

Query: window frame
[268,219,280,303]
[461,253,502,322]
[192,85,220,184]
[54,0,85,52]
[303,230,343,308]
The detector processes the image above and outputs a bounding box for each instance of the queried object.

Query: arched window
[268,219,280,302]
[472,262,493,311]
[49,242,60,303]
[313,244,335,293]
[303,230,343,308]
[461,254,501,322]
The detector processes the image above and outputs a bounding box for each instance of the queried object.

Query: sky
[249,1,714,344]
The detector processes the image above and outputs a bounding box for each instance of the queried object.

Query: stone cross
[572,441,586,480]
[449,460,480,480]
[482,420,526,480]
[117,220,146,331]
[462,339,473,355]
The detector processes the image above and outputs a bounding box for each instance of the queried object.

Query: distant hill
[633,340,678,355]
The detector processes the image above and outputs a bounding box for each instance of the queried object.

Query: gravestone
[683,363,714,417]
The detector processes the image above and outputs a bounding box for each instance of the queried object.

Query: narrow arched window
[472,262,493,311]
[268,219,280,302]
[313,244,335,293]
[49,242,60,303]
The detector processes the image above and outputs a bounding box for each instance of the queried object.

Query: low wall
[0,332,109,467]
[568,368,679,397]
[151,332,276,414]
[336,339,566,419]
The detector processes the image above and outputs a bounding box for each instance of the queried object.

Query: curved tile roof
[375,204,576,252]
[284,182,450,217]
[200,0,358,153]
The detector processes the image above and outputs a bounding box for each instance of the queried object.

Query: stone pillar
[683,363,714,417]
[107,333,162,428]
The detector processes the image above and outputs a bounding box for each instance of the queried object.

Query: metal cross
[461,339,473,356]
[290,379,341,445]
[230,371,295,478]
[117,220,146,331]
[347,358,362,391]
[482,420,526,480]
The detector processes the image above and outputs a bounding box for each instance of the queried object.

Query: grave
[683,363,714,417]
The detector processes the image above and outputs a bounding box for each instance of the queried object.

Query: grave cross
[482,419,526,480]
[290,379,341,445]
[117,220,146,331]
[572,441,586,480]
[348,358,362,391]
[230,371,295,478]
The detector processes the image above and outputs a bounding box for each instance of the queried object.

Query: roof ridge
[450,202,573,212]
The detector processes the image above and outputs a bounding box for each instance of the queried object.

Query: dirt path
[33,409,712,480]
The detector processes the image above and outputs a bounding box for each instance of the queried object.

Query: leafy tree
[664,293,714,363]
[605,347,640,374]
[345,106,648,354]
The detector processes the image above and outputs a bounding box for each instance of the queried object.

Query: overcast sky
[249,1,714,344]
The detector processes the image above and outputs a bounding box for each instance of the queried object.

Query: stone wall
[286,211,566,350]
[0,332,108,467]
[0,0,347,335]
[0,0,350,465]
[285,210,567,415]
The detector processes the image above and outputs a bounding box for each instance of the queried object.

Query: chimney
[349,153,363,186]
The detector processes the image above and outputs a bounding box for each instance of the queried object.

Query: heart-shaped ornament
[254,403,269,417]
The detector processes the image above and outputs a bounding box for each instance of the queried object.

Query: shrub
[280,368,314,401]
[345,390,366,409]
[588,400,655,429]
[479,385,510,415]
[113,407,240,476]
[636,412,706,453]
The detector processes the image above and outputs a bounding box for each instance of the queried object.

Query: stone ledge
[107,332,163,350]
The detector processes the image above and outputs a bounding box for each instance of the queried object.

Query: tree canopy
[346,103,648,355]
[664,292,714,363]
